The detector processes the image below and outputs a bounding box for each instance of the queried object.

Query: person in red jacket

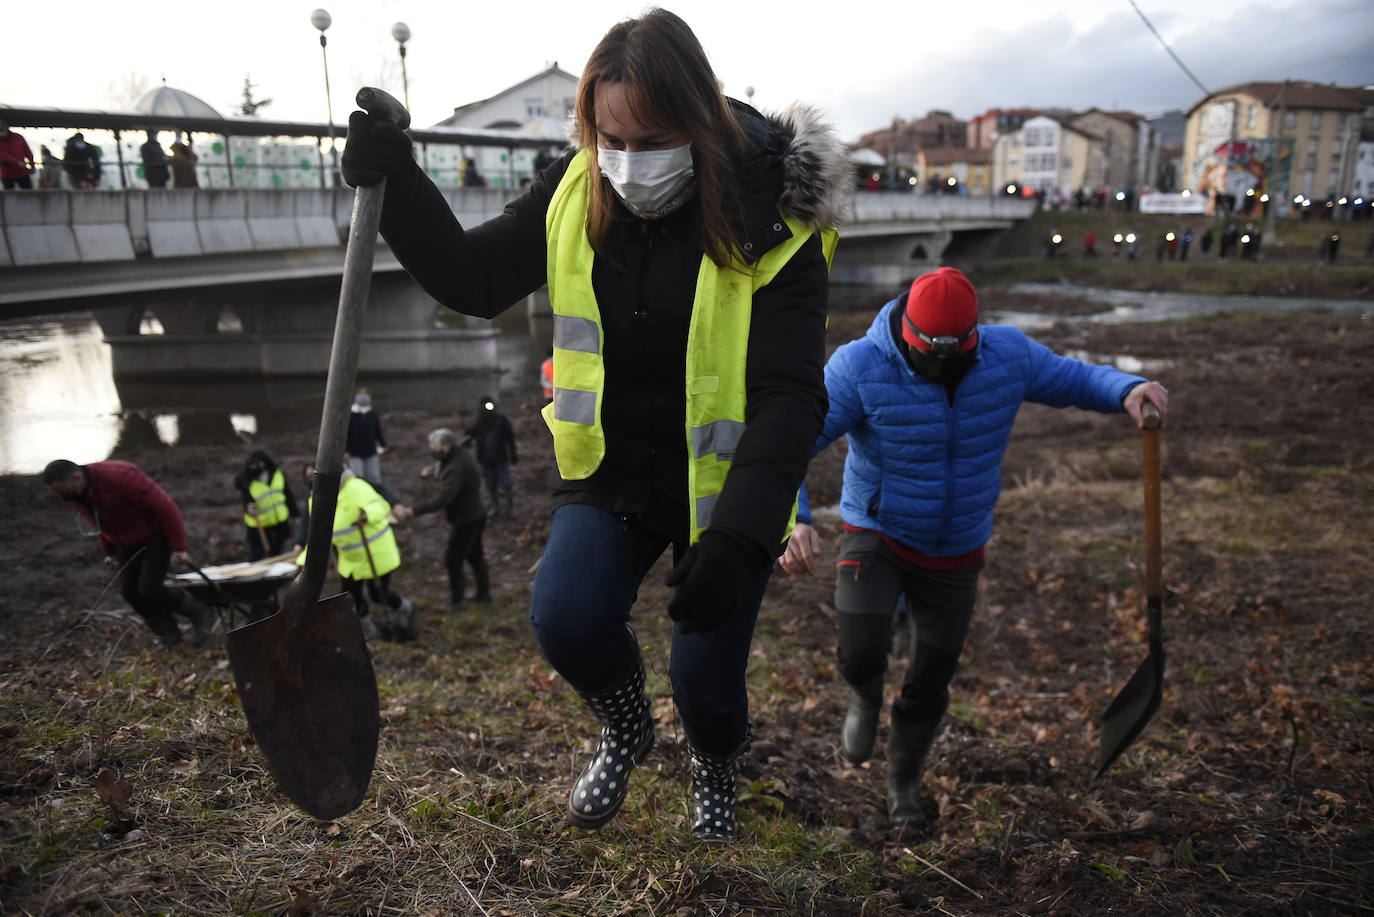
[0,121,36,190]
[43,459,214,648]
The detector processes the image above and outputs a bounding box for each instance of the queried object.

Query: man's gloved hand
[666,530,763,636]
[340,110,415,190]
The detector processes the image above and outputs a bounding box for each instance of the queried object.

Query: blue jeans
[347,454,381,485]
[531,504,771,755]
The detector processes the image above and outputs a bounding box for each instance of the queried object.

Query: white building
[428,63,578,189]
[433,63,579,132]
[1353,139,1374,199]
[993,115,1106,197]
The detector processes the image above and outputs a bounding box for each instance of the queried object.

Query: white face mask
[597,144,694,218]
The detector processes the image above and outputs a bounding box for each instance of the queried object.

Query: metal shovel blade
[225,590,379,819]
[1095,597,1164,777]
[1095,404,1164,778]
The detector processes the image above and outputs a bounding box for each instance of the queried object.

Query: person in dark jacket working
[781,267,1170,830]
[466,396,519,518]
[232,449,300,561]
[395,428,490,610]
[44,459,214,648]
[342,8,845,842]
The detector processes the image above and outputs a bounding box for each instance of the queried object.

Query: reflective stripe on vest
[542,148,838,543]
[244,468,289,528]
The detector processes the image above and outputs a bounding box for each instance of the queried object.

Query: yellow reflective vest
[243,468,290,528]
[541,149,837,544]
[296,474,400,580]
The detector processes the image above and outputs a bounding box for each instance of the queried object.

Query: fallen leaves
[94,767,132,820]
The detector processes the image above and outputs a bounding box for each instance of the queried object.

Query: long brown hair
[575,8,745,267]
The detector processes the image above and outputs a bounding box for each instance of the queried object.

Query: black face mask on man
[907,346,977,384]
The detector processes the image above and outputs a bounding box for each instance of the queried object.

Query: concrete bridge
[0,187,1035,377]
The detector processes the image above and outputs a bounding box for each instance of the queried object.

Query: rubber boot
[688,729,751,843]
[144,612,183,649]
[176,592,214,648]
[501,488,515,519]
[471,554,492,603]
[841,674,884,764]
[388,598,419,641]
[887,696,945,827]
[358,613,379,640]
[567,665,655,830]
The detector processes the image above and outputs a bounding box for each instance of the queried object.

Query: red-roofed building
[968,108,1041,150]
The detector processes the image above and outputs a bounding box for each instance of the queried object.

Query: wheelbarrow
[167,553,300,631]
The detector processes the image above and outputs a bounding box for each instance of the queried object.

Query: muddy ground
[1,288,1372,915]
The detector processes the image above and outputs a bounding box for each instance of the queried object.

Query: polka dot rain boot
[566,665,655,830]
[687,731,751,843]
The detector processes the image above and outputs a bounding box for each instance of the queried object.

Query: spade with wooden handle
[224,87,410,820]
[1096,400,1164,777]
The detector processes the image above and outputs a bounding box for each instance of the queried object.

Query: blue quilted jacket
[799,297,1145,555]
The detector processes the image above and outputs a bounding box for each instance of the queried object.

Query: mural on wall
[1193,139,1293,214]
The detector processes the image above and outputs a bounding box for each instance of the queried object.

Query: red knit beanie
[902,267,979,352]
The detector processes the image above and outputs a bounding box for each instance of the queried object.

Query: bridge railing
[0,104,564,194]
[849,192,1040,222]
[1,186,1041,270]
[0,187,523,268]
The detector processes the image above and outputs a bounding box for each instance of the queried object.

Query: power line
[1126,0,1211,97]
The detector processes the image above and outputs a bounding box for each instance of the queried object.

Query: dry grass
[4,307,1373,915]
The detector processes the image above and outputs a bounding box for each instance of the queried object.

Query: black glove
[341,110,416,190]
[666,530,765,636]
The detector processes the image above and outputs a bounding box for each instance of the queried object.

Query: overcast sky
[4,0,1370,140]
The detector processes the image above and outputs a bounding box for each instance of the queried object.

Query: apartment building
[1182,81,1366,200]
[992,115,1106,195]
[1069,109,1152,190]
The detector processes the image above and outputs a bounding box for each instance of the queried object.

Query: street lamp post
[391,22,411,111]
[311,8,338,188]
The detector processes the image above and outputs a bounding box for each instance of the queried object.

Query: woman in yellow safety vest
[342,8,844,842]
[296,464,416,641]
[232,450,299,561]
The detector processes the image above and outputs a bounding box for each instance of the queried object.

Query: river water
[1,283,1369,476]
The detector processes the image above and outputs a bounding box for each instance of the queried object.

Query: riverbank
[967,258,1374,300]
[956,209,1374,301]
[2,292,1370,915]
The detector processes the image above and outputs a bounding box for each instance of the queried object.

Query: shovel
[225,87,410,820]
[1095,401,1163,777]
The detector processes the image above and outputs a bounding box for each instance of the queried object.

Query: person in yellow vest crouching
[297,464,418,641]
[233,450,300,562]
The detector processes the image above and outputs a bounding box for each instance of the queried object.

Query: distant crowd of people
[1044,221,1362,263]
[0,121,200,190]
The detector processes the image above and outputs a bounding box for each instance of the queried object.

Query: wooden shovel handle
[1142,404,1162,600]
[298,87,411,595]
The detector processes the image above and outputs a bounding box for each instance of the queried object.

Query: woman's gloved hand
[340,110,416,190]
[666,530,764,636]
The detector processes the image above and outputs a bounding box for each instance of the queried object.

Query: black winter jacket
[377,102,846,561]
[411,446,486,525]
[346,410,387,459]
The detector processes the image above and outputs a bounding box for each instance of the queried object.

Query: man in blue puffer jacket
[781,266,1169,830]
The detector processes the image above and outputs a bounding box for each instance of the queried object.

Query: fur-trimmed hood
[761,103,850,231]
